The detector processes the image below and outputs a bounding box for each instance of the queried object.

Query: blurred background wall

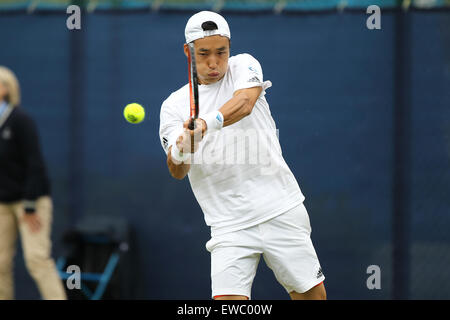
[0,0,449,299]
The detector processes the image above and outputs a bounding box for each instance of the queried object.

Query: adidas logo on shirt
[248,76,260,83]
[316,267,323,279]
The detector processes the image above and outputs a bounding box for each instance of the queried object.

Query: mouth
[208,72,220,78]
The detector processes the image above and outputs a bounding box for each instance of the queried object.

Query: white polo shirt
[159,53,305,236]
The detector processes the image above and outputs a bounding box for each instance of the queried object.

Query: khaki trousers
[0,196,67,300]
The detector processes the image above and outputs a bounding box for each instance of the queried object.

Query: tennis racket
[187,42,199,130]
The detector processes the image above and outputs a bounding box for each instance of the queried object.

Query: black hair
[201,21,218,31]
[200,20,231,49]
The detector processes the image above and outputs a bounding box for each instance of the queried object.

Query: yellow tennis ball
[124,103,145,124]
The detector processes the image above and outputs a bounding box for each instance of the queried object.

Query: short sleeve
[231,54,272,93]
[159,101,184,155]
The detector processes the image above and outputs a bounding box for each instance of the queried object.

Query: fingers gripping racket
[187,42,199,130]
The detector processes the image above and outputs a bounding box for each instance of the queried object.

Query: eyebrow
[198,46,227,52]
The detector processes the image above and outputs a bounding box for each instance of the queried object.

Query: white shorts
[205,203,325,299]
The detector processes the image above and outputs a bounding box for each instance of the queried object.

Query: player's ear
[183,43,189,57]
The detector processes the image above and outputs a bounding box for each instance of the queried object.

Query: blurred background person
[0,66,66,300]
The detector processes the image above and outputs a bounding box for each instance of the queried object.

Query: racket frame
[187,42,199,130]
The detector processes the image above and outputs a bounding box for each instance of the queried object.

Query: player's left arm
[218,86,263,128]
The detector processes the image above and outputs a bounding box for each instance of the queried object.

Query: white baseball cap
[185,11,231,44]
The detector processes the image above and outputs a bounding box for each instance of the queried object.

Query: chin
[210,74,224,83]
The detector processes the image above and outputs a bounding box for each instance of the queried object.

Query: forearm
[218,87,262,128]
[219,92,251,127]
[167,145,191,180]
[23,161,50,213]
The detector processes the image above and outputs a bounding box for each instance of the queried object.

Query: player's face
[185,35,230,85]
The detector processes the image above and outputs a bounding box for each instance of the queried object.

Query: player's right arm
[167,145,190,180]
[163,117,206,180]
[160,100,186,180]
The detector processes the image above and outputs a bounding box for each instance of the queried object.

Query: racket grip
[188,117,196,130]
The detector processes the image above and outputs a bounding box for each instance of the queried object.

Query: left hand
[183,118,207,138]
[22,212,42,233]
[178,118,207,153]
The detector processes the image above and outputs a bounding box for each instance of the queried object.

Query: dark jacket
[0,105,51,212]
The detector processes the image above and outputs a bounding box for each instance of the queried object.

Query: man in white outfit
[159,11,326,300]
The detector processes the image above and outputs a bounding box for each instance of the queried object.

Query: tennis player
[159,11,326,300]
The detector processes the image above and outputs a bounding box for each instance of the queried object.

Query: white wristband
[171,143,190,163]
[203,111,224,134]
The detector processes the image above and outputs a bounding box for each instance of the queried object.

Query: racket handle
[188,117,196,130]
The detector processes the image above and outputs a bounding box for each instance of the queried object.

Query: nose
[207,56,218,70]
